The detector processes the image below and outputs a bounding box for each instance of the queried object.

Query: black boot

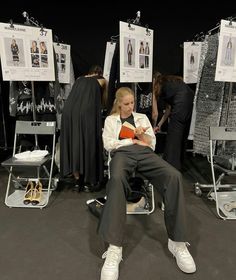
[72,177,84,192]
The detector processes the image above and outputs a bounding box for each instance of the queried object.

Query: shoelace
[102,249,122,267]
[174,242,192,259]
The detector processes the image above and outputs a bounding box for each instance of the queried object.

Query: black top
[120,114,135,126]
[159,80,195,121]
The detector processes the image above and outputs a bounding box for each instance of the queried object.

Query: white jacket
[103,112,156,152]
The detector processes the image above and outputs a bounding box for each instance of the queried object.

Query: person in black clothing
[60,65,107,191]
[152,72,194,171]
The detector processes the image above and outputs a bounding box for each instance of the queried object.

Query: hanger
[110,35,119,44]
[9,19,14,29]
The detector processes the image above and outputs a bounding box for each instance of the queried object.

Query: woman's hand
[153,125,161,134]
[132,139,150,147]
[134,126,149,137]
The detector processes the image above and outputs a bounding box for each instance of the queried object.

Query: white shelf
[210,191,236,219]
[6,189,52,209]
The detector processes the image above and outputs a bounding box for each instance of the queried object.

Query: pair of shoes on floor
[100,240,195,279]
[23,181,42,205]
[83,182,102,193]
[168,238,196,273]
[72,184,92,193]
[72,183,84,192]
[101,244,122,280]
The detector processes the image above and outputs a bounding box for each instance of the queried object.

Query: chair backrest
[209,126,236,141]
[15,121,56,135]
[209,126,236,171]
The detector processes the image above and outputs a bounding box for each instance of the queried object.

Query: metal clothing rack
[126,11,151,108]
[1,15,59,208]
[193,17,236,197]
[21,12,48,148]
[0,85,7,150]
[190,15,236,43]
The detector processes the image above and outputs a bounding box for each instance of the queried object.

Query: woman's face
[119,94,134,117]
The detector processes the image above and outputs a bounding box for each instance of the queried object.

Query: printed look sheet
[215,19,236,82]
[119,21,153,83]
[0,22,55,81]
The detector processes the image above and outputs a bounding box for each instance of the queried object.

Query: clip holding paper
[9,19,14,29]
[127,19,131,28]
[54,35,60,45]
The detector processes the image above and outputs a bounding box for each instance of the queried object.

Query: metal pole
[31,81,39,149]
[0,87,7,150]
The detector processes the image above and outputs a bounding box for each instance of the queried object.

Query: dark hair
[88,65,103,76]
[153,72,183,98]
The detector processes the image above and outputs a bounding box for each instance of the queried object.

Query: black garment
[136,82,152,122]
[159,80,194,170]
[98,145,187,246]
[120,114,135,126]
[108,41,152,119]
[107,41,132,114]
[60,75,104,185]
[9,81,57,122]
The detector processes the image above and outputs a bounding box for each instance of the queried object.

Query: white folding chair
[106,151,155,215]
[1,121,57,209]
[208,126,236,219]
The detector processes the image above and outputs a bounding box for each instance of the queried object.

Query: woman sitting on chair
[98,87,196,280]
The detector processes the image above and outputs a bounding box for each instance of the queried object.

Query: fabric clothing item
[56,58,75,129]
[98,144,188,246]
[103,112,156,151]
[193,34,225,156]
[9,81,57,122]
[136,82,153,122]
[107,41,132,114]
[60,75,104,185]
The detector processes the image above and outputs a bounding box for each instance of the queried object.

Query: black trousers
[163,116,191,171]
[98,145,188,247]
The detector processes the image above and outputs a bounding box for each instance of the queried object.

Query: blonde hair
[110,87,134,115]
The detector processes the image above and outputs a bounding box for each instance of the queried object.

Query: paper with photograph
[0,22,55,81]
[183,41,202,84]
[215,19,236,82]
[53,43,71,83]
[103,41,116,81]
[119,21,153,83]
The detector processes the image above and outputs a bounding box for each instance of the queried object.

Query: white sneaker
[168,238,196,273]
[101,245,122,280]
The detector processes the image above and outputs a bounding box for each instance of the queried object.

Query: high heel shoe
[23,181,34,205]
[31,181,42,205]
